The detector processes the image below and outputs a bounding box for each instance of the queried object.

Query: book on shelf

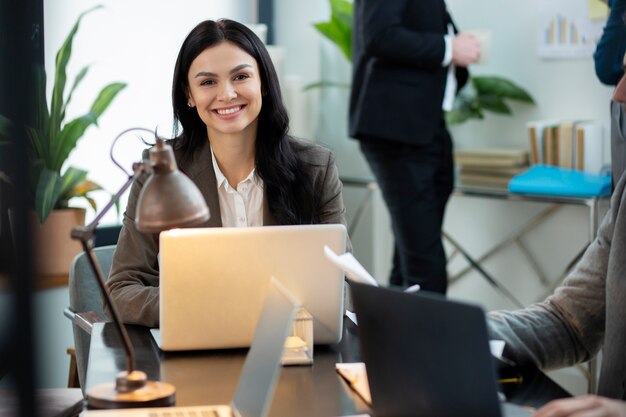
[527,120,558,165]
[526,119,605,174]
[455,152,529,190]
[575,121,604,174]
[557,121,576,169]
[543,124,559,166]
[454,149,529,168]
[458,172,516,189]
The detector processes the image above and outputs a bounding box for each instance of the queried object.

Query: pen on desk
[498,376,523,384]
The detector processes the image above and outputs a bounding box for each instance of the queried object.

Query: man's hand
[452,32,480,67]
[533,395,626,417]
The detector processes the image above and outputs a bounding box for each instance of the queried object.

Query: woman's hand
[533,395,626,417]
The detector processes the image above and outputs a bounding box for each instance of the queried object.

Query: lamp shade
[135,140,209,233]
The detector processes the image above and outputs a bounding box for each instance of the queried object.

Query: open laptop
[349,282,532,417]
[84,277,300,417]
[152,224,347,351]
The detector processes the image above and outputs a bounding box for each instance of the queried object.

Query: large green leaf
[446,93,484,125]
[26,126,46,160]
[51,112,97,172]
[445,109,472,125]
[34,167,63,223]
[50,82,126,171]
[314,17,352,61]
[303,80,350,91]
[477,93,512,114]
[472,76,535,103]
[60,65,90,126]
[58,166,88,202]
[331,0,353,27]
[90,82,127,118]
[48,5,103,146]
[33,166,89,222]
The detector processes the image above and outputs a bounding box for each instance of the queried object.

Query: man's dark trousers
[359,119,453,293]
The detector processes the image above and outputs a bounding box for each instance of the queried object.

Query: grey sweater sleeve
[487,179,625,370]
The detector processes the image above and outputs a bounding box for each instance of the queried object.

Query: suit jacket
[107,137,348,327]
[349,0,468,145]
[488,172,626,399]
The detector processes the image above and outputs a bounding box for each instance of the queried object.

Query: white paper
[335,362,372,405]
[346,310,358,325]
[489,339,506,358]
[323,246,379,286]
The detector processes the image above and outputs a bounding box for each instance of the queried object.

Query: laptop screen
[350,282,503,417]
[158,224,347,351]
[233,278,300,417]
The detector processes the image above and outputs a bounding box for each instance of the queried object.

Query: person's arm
[487,176,626,369]
[533,395,626,417]
[359,0,447,69]
[106,169,161,328]
[594,0,626,85]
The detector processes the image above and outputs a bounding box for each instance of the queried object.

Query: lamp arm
[71,163,146,374]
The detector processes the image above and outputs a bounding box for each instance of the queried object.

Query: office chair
[64,244,116,391]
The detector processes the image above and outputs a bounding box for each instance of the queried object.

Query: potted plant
[3,5,126,278]
[310,0,535,123]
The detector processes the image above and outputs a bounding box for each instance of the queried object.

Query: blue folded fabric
[508,165,611,197]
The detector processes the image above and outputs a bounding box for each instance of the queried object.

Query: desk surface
[341,176,609,206]
[85,321,570,416]
[453,184,609,206]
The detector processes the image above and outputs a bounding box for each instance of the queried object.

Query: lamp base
[87,380,176,409]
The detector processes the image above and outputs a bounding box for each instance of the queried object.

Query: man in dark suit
[349,0,479,293]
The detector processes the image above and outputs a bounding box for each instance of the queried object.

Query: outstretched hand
[533,395,626,417]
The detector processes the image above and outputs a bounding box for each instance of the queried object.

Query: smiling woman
[106,19,349,327]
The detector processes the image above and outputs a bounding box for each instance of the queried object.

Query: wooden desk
[84,321,570,415]
[85,322,369,416]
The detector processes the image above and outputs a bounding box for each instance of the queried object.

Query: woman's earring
[187,102,193,108]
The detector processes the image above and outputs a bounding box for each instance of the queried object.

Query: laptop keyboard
[146,410,219,417]
[83,406,232,417]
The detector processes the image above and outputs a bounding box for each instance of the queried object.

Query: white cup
[467,29,492,64]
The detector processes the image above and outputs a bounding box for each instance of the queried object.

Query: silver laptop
[84,277,300,417]
[152,224,347,351]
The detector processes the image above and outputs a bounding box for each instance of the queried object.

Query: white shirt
[442,24,457,112]
[210,147,264,227]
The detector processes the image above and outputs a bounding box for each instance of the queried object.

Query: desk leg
[442,232,525,308]
[447,205,560,288]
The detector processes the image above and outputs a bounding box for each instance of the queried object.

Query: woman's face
[186,41,263,140]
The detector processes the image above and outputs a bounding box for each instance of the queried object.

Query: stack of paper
[455,149,529,190]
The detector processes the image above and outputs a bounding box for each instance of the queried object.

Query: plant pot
[31,208,86,277]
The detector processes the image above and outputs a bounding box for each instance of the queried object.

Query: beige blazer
[107,137,347,327]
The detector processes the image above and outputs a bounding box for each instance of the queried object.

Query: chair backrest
[68,244,116,392]
[68,245,116,317]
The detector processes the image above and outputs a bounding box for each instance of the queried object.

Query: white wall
[38,0,254,388]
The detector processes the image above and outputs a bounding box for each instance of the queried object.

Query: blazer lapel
[176,139,222,227]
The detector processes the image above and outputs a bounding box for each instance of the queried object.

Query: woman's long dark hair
[171,19,317,224]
